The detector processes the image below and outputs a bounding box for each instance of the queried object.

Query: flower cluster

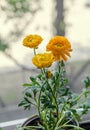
[23,34,72,68]
[18,34,90,130]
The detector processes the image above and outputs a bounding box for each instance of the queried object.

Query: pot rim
[22,115,39,127]
[80,120,90,124]
[22,114,90,129]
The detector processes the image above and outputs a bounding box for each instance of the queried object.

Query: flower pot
[79,121,90,130]
[22,115,41,130]
[21,115,80,130]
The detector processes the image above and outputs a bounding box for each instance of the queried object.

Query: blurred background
[0,0,90,123]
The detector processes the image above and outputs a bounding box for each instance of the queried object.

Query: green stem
[41,68,45,76]
[37,80,47,117]
[23,125,43,130]
[44,74,59,123]
[38,89,42,117]
[34,48,36,55]
[58,101,67,121]
[54,61,64,96]
[40,68,59,129]
[54,112,65,130]
[74,91,85,103]
[58,60,64,74]
[58,61,61,73]
[63,116,79,127]
[37,77,49,130]
[56,124,84,130]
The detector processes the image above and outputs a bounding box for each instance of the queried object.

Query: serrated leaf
[24,104,31,110]
[84,76,90,88]
[30,76,36,82]
[18,100,27,107]
[25,91,32,98]
[24,97,31,103]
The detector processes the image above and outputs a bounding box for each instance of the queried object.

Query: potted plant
[16,35,90,130]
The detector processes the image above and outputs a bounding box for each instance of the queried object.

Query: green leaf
[25,91,32,98]
[71,109,81,121]
[37,74,42,80]
[24,97,31,103]
[18,100,27,107]
[41,95,55,109]
[0,40,9,52]
[24,104,31,110]
[30,76,36,82]
[84,76,90,88]
[18,98,31,110]
[61,60,65,67]
[23,83,32,87]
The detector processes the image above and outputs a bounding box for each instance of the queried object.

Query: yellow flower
[32,53,55,68]
[46,36,72,61]
[23,34,43,48]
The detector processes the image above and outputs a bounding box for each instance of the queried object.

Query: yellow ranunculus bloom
[23,34,43,48]
[46,36,72,61]
[32,53,55,68]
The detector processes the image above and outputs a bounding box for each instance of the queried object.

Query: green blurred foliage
[0,38,9,51]
[0,0,42,52]
[0,0,42,19]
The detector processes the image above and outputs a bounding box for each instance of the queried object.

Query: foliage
[0,38,9,51]
[0,0,42,52]
[18,35,90,130]
[0,0,41,19]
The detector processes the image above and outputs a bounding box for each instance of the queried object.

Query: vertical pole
[54,0,65,36]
